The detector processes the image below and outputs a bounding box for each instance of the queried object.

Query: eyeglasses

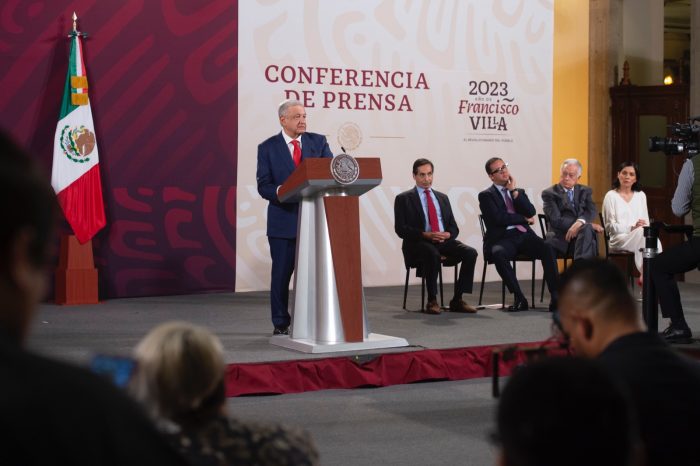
[490,163,509,175]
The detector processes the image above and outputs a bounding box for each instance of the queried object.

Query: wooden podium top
[278,157,382,202]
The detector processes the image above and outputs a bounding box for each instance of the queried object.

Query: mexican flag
[51,32,106,244]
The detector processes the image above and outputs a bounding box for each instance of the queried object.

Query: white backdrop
[236,0,553,292]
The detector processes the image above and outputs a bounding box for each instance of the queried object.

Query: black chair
[537,213,575,302]
[477,214,536,308]
[599,212,635,289]
[402,252,459,311]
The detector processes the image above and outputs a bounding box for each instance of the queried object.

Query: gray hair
[561,158,582,178]
[278,99,304,118]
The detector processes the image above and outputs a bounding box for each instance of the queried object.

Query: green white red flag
[51,31,106,244]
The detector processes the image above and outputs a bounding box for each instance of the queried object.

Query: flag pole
[54,11,101,305]
[69,12,88,38]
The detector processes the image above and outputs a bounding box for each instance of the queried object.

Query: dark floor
[29,281,700,365]
[27,281,700,466]
[29,281,554,365]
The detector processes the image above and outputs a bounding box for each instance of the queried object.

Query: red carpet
[225,340,569,397]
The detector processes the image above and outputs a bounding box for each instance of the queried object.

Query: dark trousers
[407,239,478,300]
[268,237,296,328]
[547,223,598,260]
[651,236,700,325]
[488,229,558,303]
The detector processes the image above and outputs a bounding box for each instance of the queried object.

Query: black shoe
[661,324,692,343]
[506,299,529,312]
[272,326,289,336]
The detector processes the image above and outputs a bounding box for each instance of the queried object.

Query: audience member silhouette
[558,258,700,466]
[495,356,638,466]
[130,321,319,466]
[0,131,187,465]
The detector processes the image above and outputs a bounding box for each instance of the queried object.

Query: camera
[648,116,700,157]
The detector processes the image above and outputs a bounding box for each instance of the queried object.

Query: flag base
[55,235,99,305]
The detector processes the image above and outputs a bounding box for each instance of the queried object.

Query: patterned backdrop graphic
[0,1,238,298]
[237,1,553,292]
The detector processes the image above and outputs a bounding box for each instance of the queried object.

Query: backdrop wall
[236,0,554,292]
[0,1,588,300]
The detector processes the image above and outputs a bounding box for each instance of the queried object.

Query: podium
[269,157,408,353]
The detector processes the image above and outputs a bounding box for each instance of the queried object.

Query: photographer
[650,156,700,343]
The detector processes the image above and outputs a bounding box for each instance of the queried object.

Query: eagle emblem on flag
[59,125,95,163]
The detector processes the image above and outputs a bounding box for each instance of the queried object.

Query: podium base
[54,235,99,305]
[269,333,409,354]
[55,268,99,305]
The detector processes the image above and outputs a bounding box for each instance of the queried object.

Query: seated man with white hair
[541,158,603,260]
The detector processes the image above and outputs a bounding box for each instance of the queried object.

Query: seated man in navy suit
[541,158,603,260]
[256,100,333,335]
[394,158,478,315]
[478,157,558,312]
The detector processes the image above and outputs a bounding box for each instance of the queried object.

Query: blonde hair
[130,321,226,426]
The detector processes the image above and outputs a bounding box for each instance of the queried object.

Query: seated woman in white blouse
[602,161,662,282]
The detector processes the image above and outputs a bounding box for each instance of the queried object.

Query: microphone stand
[642,223,660,332]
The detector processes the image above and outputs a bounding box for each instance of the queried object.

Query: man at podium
[394,158,479,315]
[256,99,333,335]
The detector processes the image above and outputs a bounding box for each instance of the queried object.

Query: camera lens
[648,136,665,152]
[649,120,700,157]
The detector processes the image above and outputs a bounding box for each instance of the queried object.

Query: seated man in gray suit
[541,158,603,260]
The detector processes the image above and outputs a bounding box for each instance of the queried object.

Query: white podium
[269,157,408,353]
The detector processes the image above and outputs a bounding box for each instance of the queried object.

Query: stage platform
[29,281,700,395]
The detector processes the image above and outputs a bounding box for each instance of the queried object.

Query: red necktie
[424,189,440,232]
[291,139,301,167]
[502,187,527,233]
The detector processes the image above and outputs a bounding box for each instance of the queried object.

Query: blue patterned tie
[567,189,574,205]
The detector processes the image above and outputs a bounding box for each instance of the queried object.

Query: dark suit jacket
[0,335,189,465]
[256,131,333,238]
[394,187,459,261]
[599,332,700,466]
[541,183,597,249]
[478,185,536,256]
